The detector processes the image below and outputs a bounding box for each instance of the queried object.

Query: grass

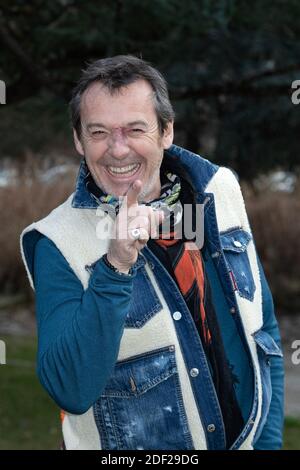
[0,335,61,450]
[283,417,300,450]
[0,334,299,450]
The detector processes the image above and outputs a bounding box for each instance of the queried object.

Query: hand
[107,180,164,273]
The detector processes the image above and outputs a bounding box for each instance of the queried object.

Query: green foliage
[0,0,300,177]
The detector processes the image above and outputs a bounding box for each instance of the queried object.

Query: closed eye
[128,128,145,135]
[90,130,109,140]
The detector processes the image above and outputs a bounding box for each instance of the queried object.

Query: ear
[73,129,84,156]
[162,121,174,149]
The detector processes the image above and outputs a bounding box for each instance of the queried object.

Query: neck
[137,172,162,203]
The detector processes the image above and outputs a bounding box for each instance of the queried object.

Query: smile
[107,163,141,176]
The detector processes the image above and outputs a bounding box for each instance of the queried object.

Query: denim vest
[21,145,283,450]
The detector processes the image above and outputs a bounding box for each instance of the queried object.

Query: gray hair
[69,55,175,139]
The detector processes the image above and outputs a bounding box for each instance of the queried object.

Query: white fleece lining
[205,167,263,446]
[62,407,101,450]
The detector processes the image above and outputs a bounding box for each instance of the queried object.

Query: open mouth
[106,163,141,177]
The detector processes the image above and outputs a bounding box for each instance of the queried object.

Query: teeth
[108,163,140,175]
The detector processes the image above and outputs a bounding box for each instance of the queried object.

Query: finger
[136,227,149,244]
[128,224,149,241]
[128,215,149,233]
[124,180,143,208]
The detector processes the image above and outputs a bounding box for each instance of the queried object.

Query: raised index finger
[125,180,143,207]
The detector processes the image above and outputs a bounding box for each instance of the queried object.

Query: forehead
[80,79,156,126]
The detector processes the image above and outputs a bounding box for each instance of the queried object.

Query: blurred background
[0,0,299,449]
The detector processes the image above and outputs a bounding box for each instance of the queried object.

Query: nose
[107,128,130,159]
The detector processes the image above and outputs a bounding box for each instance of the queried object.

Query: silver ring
[131,228,141,240]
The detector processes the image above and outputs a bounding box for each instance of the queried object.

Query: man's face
[74,79,174,202]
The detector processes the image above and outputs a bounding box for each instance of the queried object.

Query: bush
[244,180,300,313]
[0,156,75,296]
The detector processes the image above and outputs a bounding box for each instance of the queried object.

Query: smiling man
[21,55,284,450]
[74,79,173,201]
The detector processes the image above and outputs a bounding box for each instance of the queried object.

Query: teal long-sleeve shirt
[33,234,284,449]
[34,234,135,415]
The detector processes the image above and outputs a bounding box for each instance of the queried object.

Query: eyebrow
[86,120,148,130]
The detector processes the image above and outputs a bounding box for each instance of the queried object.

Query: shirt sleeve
[253,257,285,450]
[34,234,134,414]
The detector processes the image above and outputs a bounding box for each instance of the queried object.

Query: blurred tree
[0,0,299,179]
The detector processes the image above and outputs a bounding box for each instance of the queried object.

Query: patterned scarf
[85,165,182,219]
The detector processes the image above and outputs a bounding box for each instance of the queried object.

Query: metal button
[173,311,182,321]
[230,307,236,314]
[190,368,199,377]
[266,358,271,366]
[211,251,220,258]
[207,424,215,432]
[148,262,155,270]
[233,240,242,248]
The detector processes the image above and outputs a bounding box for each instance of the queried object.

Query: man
[21,55,284,450]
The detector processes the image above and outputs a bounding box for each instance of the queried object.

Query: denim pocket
[93,346,194,450]
[252,329,283,443]
[220,228,256,301]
